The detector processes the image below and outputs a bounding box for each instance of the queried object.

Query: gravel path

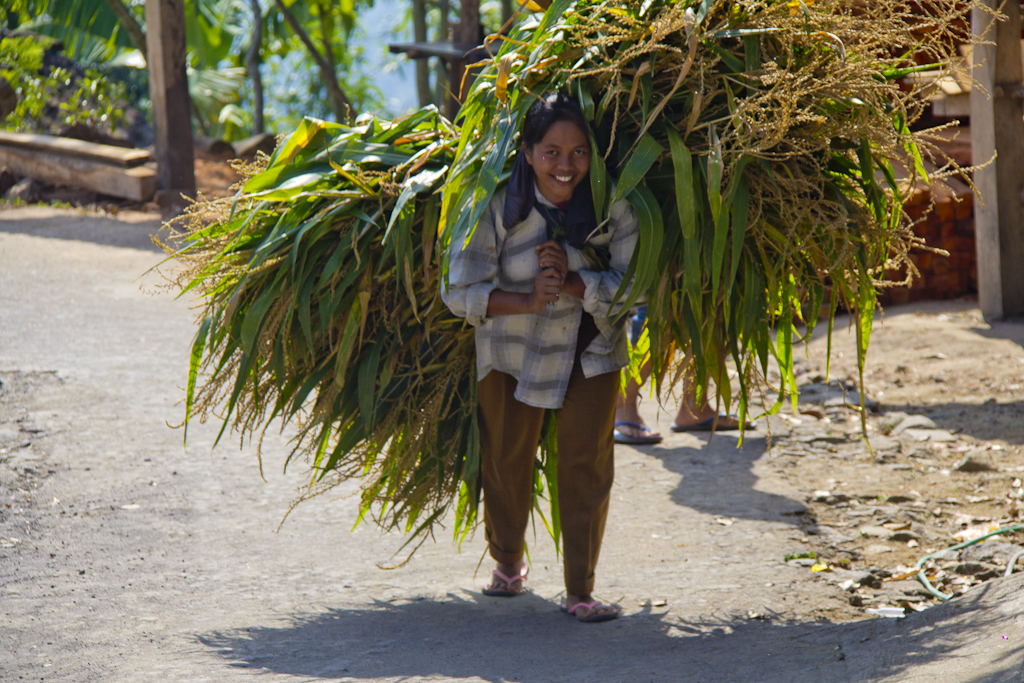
[1,206,1022,682]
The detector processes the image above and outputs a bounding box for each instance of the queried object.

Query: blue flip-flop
[614,421,663,445]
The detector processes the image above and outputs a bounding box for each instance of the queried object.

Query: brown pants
[477,360,618,596]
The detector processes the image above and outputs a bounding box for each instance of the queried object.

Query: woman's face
[524,119,591,205]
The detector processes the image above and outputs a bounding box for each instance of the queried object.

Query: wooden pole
[412,0,432,107]
[446,0,481,119]
[970,1,1024,319]
[145,0,195,196]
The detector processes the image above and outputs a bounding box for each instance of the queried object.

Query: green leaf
[589,136,608,222]
[707,125,723,224]
[612,134,664,206]
[667,127,695,239]
[184,315,213,443]
[358,341,382,433]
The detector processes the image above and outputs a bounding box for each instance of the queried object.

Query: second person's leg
[477,369,546,594]
[556,361,619,619]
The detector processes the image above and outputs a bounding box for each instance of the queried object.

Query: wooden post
[970,1,1024,319]
[145,0,195,197]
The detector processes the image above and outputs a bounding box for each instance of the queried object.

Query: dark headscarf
[501,152,598,249]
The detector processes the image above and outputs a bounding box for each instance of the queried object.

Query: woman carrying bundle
[443,92,639,623]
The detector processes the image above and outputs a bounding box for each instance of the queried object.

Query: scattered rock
[810,490,852,504]
[5,177,40,203]
[794,433,848,444]
[889,530,921,543]
[860,526,893,539]
[961,541,1024,565]
[951,562,1001,580]
[892,415,938,435]
[788,557,818,567]
[878,412,910,433]
[931,549,960,561]
[902,428,956,442]
[954,452,998,473]
[886,579,932,598]
[868,435,901,452]
[885,493,918,504]
[864,544,894,555]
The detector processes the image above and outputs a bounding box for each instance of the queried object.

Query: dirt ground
[1,206,1023,682]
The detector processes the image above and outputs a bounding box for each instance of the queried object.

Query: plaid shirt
[443,185,640,409]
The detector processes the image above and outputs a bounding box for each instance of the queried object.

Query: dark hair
[521,91,588,149]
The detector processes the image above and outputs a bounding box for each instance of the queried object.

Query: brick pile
[880,177,977,306]
[879,124,976,306]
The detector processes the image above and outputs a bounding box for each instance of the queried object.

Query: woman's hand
[526,267,564,313]
[537,240,586,300]
[485,267,563,316]
[536,240,568,278]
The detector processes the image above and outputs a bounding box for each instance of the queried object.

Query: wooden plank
[146,0,195,193]
[970,0,1024,319]
[388,40,479,60]
[0,131,151,168]
[0,145,156,202]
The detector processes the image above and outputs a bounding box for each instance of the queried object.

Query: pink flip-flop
[482,568,527,597]
[560,599,620,623]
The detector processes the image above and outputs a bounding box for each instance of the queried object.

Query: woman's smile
[524,119,591,205]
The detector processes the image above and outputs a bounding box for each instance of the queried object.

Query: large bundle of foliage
[168,0,978,550]
[166,109,483,549]
[444,0,976,433]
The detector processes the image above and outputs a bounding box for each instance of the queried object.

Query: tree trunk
[247,0,264,133]
[435,0,450,107]
[101,0,149,60]
[274,0,353,121]
[412,0,431,107]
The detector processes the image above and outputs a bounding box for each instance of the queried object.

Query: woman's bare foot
[673,402,747,431]
[563,594,619,622]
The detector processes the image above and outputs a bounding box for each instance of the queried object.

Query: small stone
[954,453,998,473]
[901,428,955,442]
[860,526,894,539]
[961,541,1023,564]
[878,412,910,432]
[869,436,901,452]
[931,549,959,561]
[892,415,939,435]
[890,530,920,543]
[952,562,1001,580]
[5,177,39,203]
[865,544,894,555]
[886,493,918,504]
[849,594,865,606]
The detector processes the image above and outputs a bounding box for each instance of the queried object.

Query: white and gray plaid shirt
[443,185,640,409]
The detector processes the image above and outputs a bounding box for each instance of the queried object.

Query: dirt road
[2,206,1023,682]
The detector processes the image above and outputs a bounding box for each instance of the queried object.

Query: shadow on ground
[0,208,167,252]
[650,432,814,528]
[878,401,1024,446]
[199,577,1024,683]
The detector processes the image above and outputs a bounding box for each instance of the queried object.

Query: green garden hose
[915,524,1024,601]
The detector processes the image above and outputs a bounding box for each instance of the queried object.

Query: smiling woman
[442,92,640,623]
